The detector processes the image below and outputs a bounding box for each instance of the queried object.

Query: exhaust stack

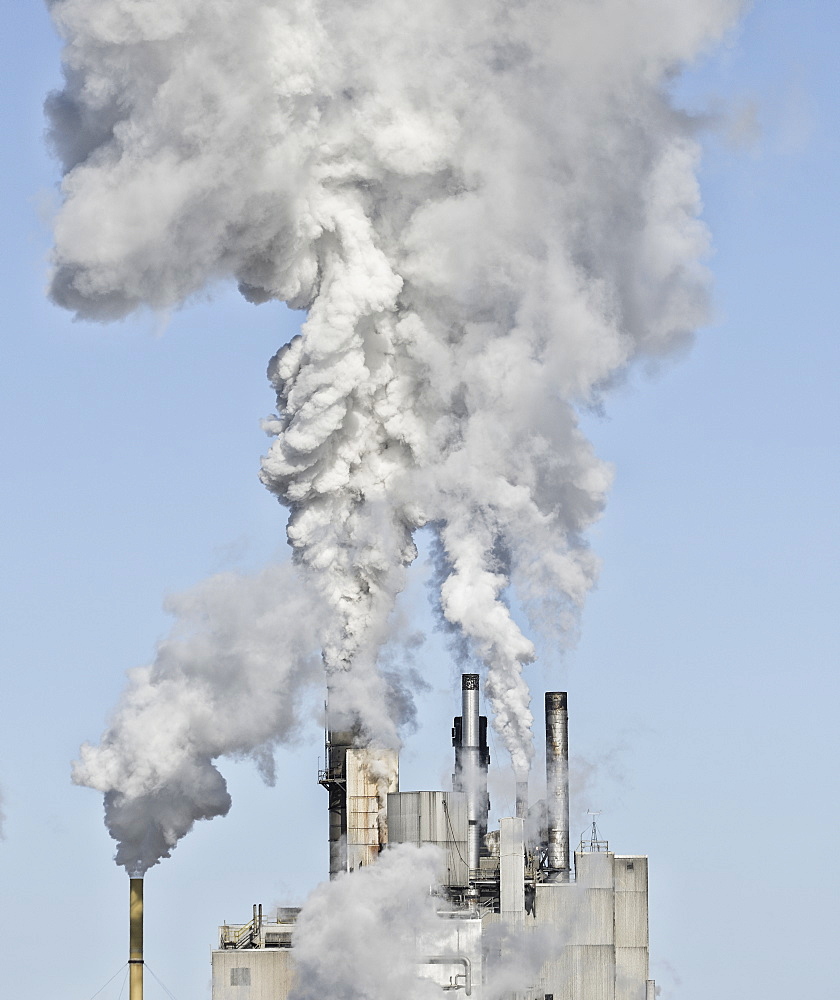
[453,673,490,873]
[129,877,143,1000]
[515,780,529,820]
[321,722,355,880]
[545,692,570,880]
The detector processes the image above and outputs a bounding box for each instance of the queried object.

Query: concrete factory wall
[613,856,649,1000]
[523,852,649,1000]
[211,948,295,1000]
[478,851,650,1000]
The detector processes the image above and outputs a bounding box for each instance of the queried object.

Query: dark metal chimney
[545,691,570,880]
[319,692,359,880]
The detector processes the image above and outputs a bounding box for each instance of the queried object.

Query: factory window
[545,994,554,1000]
[231,968,251,986]
[626,862,634,871]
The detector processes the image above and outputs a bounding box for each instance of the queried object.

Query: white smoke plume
[72,564,327,874]
[289,844,447,1000]
[48,0,743,858]
[291,842,584,1000]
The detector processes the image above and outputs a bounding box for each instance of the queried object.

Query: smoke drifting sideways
[72,565,328,875]
[49,0,743,870]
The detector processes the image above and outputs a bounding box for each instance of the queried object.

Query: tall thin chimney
[319,687,365,880]
[453,673,490,874]
[129,877,143,1000]
[515,780,529,820]
[461,673,481,873]
[545,692,570,880]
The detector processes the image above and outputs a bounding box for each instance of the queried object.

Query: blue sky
[1,2,838,999]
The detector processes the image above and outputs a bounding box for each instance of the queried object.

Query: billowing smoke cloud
[290,844,446,1000]
[49,0,742,858]
[290,841,579,1000]
[72,564,327,874]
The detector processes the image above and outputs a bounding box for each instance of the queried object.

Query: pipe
[545,692,570,879]
[129,877,143,1000]
[424,957,472,996]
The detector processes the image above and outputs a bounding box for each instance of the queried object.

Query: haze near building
[47,0,743,874]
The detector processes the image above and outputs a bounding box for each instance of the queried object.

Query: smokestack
[129,877,143,1000]
[320,692,362,880]
[453,673,490,874]
[462,674,480,874]
[545,692,570,880]
[515,780,529,820]
[322,729,353,880]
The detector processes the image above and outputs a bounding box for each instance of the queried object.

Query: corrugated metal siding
[538,945,615,1000]
[211,950,295,1000]
[577,889,615,946]
[575,851,614,889]
[615,949,649,1000]
[535,882,614,947]
[614,855,649,998]
[613,856,648,951]
[500,817,525,915]
[346,749,398,872]
[613,857,647,893]
[614,892,648,948]
[387,791,469,886]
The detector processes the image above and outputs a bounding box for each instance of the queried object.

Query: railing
[578,836,609,853]
[219,923,256,949]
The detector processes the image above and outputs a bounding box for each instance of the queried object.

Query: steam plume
[290,844,446,1000]
[72,564,326,874]
[289,841,577,1000]
[49,0,742,864]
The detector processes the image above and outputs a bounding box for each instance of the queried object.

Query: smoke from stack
[49,0,743,871]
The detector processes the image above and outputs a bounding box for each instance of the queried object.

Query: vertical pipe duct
[129,877,143,1000]
[545,692,570,880]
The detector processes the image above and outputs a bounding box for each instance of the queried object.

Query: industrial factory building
[211,676,657,1000]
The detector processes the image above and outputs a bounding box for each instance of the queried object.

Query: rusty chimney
[129,877,143,1000]
[545,692,570,880]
